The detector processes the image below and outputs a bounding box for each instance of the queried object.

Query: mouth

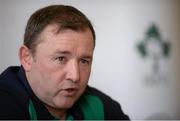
[62,88,78,97]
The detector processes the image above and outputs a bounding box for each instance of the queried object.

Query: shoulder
[0,66,28,98]
[0,66,21,89]
[82,86,129,120]
[0,66,30,119]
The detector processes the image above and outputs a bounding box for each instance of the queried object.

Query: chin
[53,89,84,109]
[53,97,76,109]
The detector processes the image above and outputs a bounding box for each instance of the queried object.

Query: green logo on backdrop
[136,23,171,85]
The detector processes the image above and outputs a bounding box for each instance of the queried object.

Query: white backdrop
[0,0,180,119]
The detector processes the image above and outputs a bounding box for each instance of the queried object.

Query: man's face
[25,25,94,110]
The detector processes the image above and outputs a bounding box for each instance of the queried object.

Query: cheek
[40,70,64,88]
[80,68,91,85]
[35,70,66,101]
[33,63,63,91]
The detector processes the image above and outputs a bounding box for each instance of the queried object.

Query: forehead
[39,24,93,42]
[36,24,94,55]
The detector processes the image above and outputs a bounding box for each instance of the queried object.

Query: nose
[66,60,80,83]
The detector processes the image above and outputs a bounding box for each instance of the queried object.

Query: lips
[62,87,78,97]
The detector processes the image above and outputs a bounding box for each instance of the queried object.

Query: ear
[18,45,33,71]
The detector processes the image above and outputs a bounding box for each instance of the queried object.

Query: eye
[56,56,66,64]
[80,59,90,65]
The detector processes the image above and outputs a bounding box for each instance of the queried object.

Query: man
[0,5,129,120]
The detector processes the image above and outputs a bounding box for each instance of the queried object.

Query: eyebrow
[54,50,93,59]
[81,55,93,60]
[54,50,71,55]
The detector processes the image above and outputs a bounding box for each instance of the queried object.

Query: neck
[45,104,67,120]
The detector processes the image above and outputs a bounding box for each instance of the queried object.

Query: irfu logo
[137,24,171,86]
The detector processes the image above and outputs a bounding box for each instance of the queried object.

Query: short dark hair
[24,5,96,54]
